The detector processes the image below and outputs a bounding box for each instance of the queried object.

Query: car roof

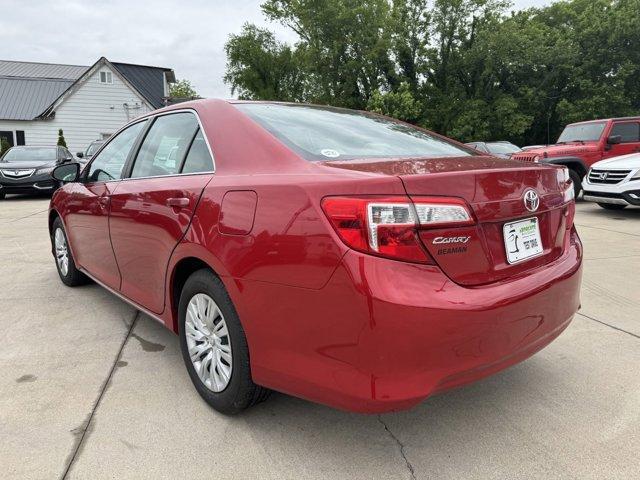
[569,116,640,125]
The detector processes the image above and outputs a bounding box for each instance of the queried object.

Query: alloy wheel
[54,228,69,276]
[185,293,233,392]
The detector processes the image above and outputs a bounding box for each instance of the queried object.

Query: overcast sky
[1,0,552,98]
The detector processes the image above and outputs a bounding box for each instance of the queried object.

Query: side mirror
[76,152,84,158]
[53,162,80,183]
[607,135,623,145]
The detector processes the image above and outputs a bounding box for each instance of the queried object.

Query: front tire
[178,269,270,414]
[0,192,5,200]
[597,203,627,210]
[51,217,88,286]
[569,169,582,200]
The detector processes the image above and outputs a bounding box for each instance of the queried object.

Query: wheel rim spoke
[54,228,69,276]
[185,293,232,392]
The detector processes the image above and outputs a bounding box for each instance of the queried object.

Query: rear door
[603,120,640,158]
[108,111,214,313]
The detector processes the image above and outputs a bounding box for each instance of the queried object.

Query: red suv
[49,100,582,414]
[513,117,640,196]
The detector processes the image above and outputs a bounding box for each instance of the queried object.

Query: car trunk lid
[323,156,573,286]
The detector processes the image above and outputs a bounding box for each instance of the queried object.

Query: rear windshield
[2,147,56,162]
[235,103,474,161]
[557,122,606,143]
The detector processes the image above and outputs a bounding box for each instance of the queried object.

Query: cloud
[0,0,550,99]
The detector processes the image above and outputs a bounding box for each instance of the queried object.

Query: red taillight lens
[321,196,474,263]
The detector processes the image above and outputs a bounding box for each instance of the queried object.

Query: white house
[0,57,175,155]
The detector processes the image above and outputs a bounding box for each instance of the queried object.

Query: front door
[603,121,640,159]
[64,120,148,289]
[108,112,214,313]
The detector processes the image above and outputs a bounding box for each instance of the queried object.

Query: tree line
[224,0,640,146]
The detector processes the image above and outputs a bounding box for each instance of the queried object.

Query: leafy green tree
[169,79,199,99]
[225,24,303,101]
[367,82,422,122]
[224,0,640,145]
[57,129,67,148]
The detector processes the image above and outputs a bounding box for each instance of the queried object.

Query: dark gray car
[0,146,74,198]
[465,141,522,159]
[77,140,105,161]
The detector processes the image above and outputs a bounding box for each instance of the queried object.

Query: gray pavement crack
[377,416,417,480]
[577,312,640,340]
[0,208,49,225]
[575,223,640,238]
[59,310,139,480]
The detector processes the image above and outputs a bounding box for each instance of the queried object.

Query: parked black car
[0,146,74,199]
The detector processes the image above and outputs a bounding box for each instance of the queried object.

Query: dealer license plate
[503,217,543,264]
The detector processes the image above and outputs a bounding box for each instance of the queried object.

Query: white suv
[582,153,640,210]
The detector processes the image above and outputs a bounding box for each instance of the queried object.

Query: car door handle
[166,197,190,208]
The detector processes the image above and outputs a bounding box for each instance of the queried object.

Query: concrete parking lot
[0,196,638,480]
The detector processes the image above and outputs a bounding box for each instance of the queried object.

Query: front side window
[130,113,199,178]
[181,129,214,174]
[557,122,606,143]
[58,147,72,160]
[87,120,147,182]
[235,103,474,161]
[610,122,640,143]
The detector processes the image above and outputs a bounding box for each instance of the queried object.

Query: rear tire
[178,269,270,414]
[0,193,5,200]
[597,203,627,210]
[51,217,88,286]
[568,169,582,200]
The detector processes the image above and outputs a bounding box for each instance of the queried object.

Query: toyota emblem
[523,189,540,212]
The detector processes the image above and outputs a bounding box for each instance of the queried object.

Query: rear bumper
[247,229,583,413]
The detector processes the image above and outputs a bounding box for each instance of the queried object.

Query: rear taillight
[321,196,474,263]
[558,167,576,228]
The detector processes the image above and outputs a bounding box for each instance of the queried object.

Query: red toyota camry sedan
[49,100,582,414]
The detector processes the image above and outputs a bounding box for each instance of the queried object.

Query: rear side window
[130,113,199,178]
[610,122,640,143]
[181,129,213,174]
[235,103,473,161]
[88,120,147,182]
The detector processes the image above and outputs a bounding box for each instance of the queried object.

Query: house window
[100,71,113,84]
[16,131,25,145]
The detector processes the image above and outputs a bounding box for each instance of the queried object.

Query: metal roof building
[0,57,176,154]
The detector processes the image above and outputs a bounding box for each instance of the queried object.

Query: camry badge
[523,189,540,212]
[432,236,471,245]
